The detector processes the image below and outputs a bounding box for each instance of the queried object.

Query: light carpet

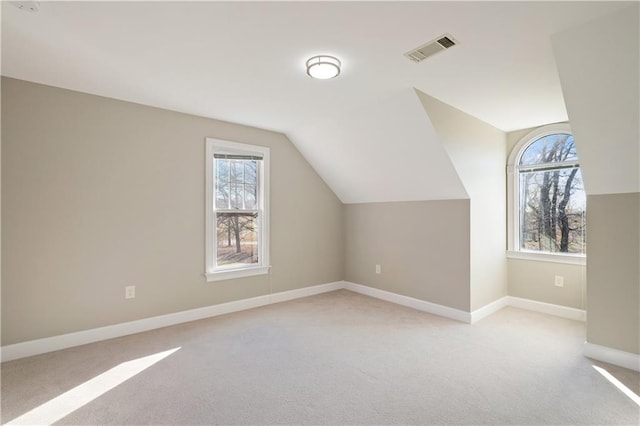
[2,289,639,425]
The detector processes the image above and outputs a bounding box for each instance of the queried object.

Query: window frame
[205,138,270,282]
[506,123,586,265]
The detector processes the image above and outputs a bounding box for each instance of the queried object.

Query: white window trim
[205,138,270,282]
[506,123,586,265]
[506,250,586,266]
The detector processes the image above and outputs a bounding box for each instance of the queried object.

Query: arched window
[508,124,586,259]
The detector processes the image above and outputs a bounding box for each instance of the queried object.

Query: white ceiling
[1,1,631,202]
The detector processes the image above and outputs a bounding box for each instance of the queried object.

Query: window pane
[215,182,229,209]
[244,161,257,184]
[216,159,229,182]
[216,212,259,266]
[215,159,230,209]
[519,168,586,254]
[245,184,257,209]
[230,160,244,183]
[230,183,243,209]
[519,134,578,166]
[215,158,259,211]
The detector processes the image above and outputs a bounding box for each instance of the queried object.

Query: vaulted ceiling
[1,1,631,202]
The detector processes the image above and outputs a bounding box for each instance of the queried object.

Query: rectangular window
[205,139,269,281]
[518,167,586,254]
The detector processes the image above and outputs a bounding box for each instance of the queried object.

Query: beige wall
[1,77,344,345]
[344,200,470,311]
[506,125,586,310]
[586,193,639,354]
[552,5,639,355]
[417,91,507,311]
[343,91,506,314]
[508,260,585,309]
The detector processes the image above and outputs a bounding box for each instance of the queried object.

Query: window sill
[206,266,270,282]
[506,250,586,266]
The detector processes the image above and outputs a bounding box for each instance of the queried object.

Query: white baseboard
[470,296,509,324]
[0,281,344,362]
[342,285,585,325]
[507,296,586,322]
[343,281,472,323]
[0,280,594,363]
[584,342,640,372]
[268,281,344,304]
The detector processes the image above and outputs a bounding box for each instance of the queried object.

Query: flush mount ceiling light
[306,55,341,80]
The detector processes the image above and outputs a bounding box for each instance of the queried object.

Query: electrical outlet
[375,264,381,274]
[125,285,136,299]
[554,276,564,288]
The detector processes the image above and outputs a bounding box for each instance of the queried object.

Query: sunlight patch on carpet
[6,347,181,425]
[593,365,640,406]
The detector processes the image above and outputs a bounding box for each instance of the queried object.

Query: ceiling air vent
[10,1,40,12]
[404,34,457,63]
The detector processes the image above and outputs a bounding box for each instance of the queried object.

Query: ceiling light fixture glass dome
[306,55,341,79]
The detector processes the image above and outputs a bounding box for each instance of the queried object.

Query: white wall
[417,91,507,311]
[291,88,468,204]
[552,4,639,355]
[551,4,639,196]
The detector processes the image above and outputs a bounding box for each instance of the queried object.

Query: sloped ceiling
[1,1,632,203]
[552,4,639,195]
[290,88,468,203]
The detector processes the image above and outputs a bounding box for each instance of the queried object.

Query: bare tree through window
[214,158,260,266]
[518,134,586,254]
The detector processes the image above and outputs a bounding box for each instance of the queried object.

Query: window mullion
[217,209,259,214]
[518,162,579,174]
[242,162,246,210]
[227,161,231,210]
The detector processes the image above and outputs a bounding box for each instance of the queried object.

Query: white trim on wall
[10,282,631,371]
[584,342,640,372]
[506,250,586,266]
[344,281,472,323]
[506,123,589,263]
[507,296,586,322]
[2,281,476,362]
[0,281,343,362]
[205,138,271,282]
[470,297,509,324]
